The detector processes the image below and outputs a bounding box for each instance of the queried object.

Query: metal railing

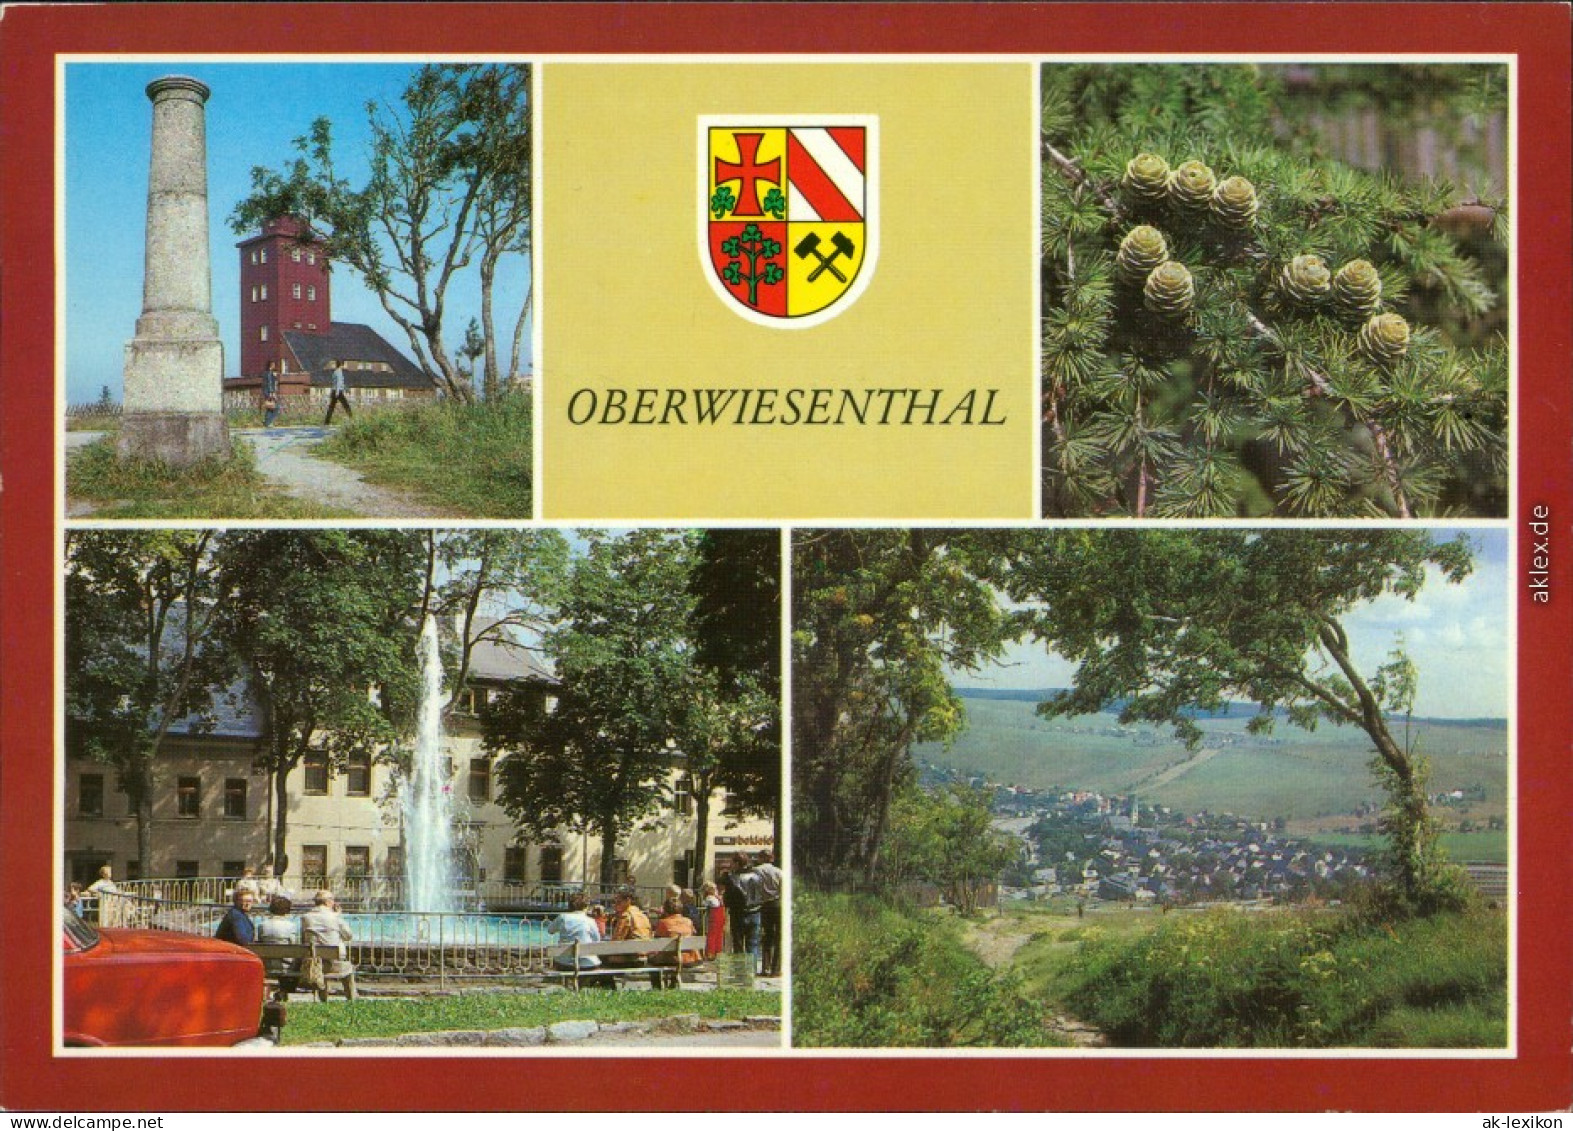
[91,890,587,985]
[112,875,670,914]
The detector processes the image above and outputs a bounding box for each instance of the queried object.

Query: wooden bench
[542,937,709,991]
[246,942,358,1002]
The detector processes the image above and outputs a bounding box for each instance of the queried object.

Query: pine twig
[1242,309,1413,519]
[1042,136,1122,217]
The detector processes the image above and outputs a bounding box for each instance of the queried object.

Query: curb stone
[704,1020,745,1031]
[547,1020,600,1043]
[483,1027,548,1047]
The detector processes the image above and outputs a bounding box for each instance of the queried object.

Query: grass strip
[67,436,350,519]
[315,395,532,518]
[278,987,779,1046]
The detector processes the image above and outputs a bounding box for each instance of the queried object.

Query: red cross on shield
[701,116,879,328]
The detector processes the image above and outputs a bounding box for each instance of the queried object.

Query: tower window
[307,251,316,265]
[307,286,316,301]
[259,326,269,342]
[291,247,301,263]
[259,248,267,264]
[292,283,301,299]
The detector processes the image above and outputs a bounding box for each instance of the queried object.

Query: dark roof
[464,622,557,686]
[283,324,435,390]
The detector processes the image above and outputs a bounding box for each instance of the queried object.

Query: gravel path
[236,426,449,518]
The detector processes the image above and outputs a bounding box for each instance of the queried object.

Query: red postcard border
[3,2,1570,1113]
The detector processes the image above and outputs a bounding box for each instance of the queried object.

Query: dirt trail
[960,912,1107,1047]
[235,426,448,517]
[1140,745,1223,790]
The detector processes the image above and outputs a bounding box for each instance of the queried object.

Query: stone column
[118,75,230,465]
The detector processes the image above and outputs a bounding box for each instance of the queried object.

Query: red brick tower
[235,216,331,378]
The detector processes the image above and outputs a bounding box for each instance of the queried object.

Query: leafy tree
[487,531,700,886]
[231,64,531,402]
[688,529,782,855]
[65,532,233,873]
[882,784,1020,915]
[1040,64,1508,517]
[217,531,425,871]
[1002,529,1476,910]
[792,530,1018,882]
[417,529,570,714]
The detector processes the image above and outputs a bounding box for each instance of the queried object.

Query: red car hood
[79,928,255,959]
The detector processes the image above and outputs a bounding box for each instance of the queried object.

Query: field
[918,693,1508,826]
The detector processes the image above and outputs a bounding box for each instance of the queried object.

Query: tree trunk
[480,250,500,401]
[508,281,531,383]
[597,819,620,888]
[691,770,715,885]
[132,761,154,877]
[272,763,292,878]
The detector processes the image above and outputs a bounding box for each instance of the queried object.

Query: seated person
[215,889,257,945]
[652,897,702,966]
[255,894,300,989]
[299,889,354,978]
[547,893,602,970]
[603,889,652,967]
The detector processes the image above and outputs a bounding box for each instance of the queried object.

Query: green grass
[793,890,1069,1048]
[278,987,778,1046]
[1307,829,1508,864]
[314,394,532,517]
[65,413,122,433]
[919,696,1507,822]
[1029,904,1507,1048]
[66,436,351,519]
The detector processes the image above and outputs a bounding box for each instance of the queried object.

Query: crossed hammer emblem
[793,231,856,283]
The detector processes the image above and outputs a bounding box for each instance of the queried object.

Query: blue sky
[63,62,532,406]
[959,529,1511,719]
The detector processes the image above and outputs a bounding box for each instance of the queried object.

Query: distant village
[919,761,1377,908]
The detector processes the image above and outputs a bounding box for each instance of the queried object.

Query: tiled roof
[283,323,434,389]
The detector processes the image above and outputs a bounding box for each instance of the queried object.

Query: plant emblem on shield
[701,117,878,328]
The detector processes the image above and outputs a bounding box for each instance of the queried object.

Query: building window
[176,776,200,818]
[223,778,247,819]
[292,283,301,299]
[249,250,257,265]
[79,774,104,817]
[384,845,403,877]
[223,860,246,879]
[504,846,528,884]
[303,751,329,794]
[307,251,316,265]
[259,284,268,300]
[539,846,563,884]
[259,248,267,264]
[260,325,269,342]
[344,846,370,879]
[291,246,301,262]
[126,859,142,881]
[301,845,328,887]
[307,285,316,301]
[346,750,371,797]
[250,285,258,302]
[468,758,491,804]
[674,774,694,817]
[176,860,200,879]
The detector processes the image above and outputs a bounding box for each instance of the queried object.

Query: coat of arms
[701,117,878,328]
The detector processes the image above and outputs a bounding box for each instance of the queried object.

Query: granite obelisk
[118,76,230,465]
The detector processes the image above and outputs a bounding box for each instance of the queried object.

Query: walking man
[324,359,353,424]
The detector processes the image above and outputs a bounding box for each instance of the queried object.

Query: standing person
[260,363,280,427]
[233,865,261,902]
[86,865,120,925]
[723,853,765,973]
[755,849,784,977]
[323,359,353,424]
[699,880,725,959]
[256,863,282,903]
[215,889,258,945]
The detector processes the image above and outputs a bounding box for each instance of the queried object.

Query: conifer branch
[1042,136,1122,217]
